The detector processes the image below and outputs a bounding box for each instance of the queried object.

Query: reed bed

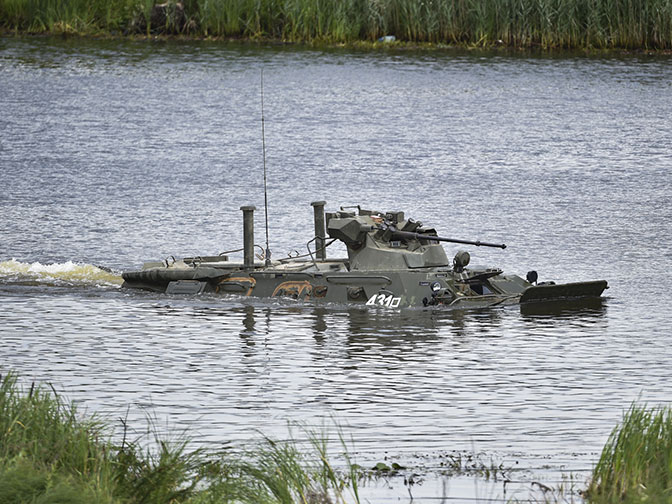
[0,372,361,504]
[1,0,671,49]
[586,403,672,503]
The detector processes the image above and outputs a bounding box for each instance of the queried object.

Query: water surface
[1,37,672,502]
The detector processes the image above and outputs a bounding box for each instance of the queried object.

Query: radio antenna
[261,68,271,266]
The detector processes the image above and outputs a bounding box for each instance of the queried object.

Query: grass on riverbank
[1,0,671,50]
[586,403,672,503]
[0,372,361,504]
[5,371,672,503]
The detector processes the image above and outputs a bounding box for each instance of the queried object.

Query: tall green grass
[0,372,361,504]
[6,372,672,504]
[0,372,207,503]
[0,0,137,33]
[0,373,115,503]
[1,0,671,48]
[586,403,672,503]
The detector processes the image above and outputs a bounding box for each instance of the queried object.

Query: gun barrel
[391,230,507,249]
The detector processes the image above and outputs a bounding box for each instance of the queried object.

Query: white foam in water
[0,259,123,287]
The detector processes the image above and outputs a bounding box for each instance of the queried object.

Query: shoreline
[3,29,671,56]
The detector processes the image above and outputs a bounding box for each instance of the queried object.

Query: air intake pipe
[311,200,327,260]
[240,205,256,268]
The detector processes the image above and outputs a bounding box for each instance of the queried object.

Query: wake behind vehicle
[121,202,608,309]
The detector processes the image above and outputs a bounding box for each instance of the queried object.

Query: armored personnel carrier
[121,202,608,309]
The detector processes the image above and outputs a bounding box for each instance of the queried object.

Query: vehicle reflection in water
[227,302,505,354]
[158,298,608,359]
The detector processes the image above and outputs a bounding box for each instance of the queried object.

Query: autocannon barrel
[389,229,507,249]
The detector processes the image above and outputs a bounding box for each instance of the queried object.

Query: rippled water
[1,37,672,501]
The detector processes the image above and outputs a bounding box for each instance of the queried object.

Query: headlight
[430,281,441,293]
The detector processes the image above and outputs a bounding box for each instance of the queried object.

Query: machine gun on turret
[326,209,506,251]
[380,223,507,249]
[324,208,507,272]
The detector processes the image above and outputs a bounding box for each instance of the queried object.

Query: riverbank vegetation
[4,372,672,503]
[1,0,671,50]
[0,372,361,504]
[586,403,672,503]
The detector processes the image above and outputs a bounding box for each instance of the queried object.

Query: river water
[1,37,671,502]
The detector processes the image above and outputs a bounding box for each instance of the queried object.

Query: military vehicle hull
[122,259,606,309]
[121,202,608,309]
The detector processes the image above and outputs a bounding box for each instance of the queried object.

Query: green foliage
[0,455,113,504]
[0,0,671,48]
[0,372,210,503]
[0,373,109,481]
[0,373,116,503]
[586,403,672,503]
[114,436,203,503]
[0,372,361,504]
[0,0,135,33]
[228,423,361,504]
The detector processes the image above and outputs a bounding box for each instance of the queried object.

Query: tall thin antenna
[261,68,271,266]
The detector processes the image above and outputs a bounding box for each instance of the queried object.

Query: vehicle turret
[325,208,445,271]
[325,206,507,271]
